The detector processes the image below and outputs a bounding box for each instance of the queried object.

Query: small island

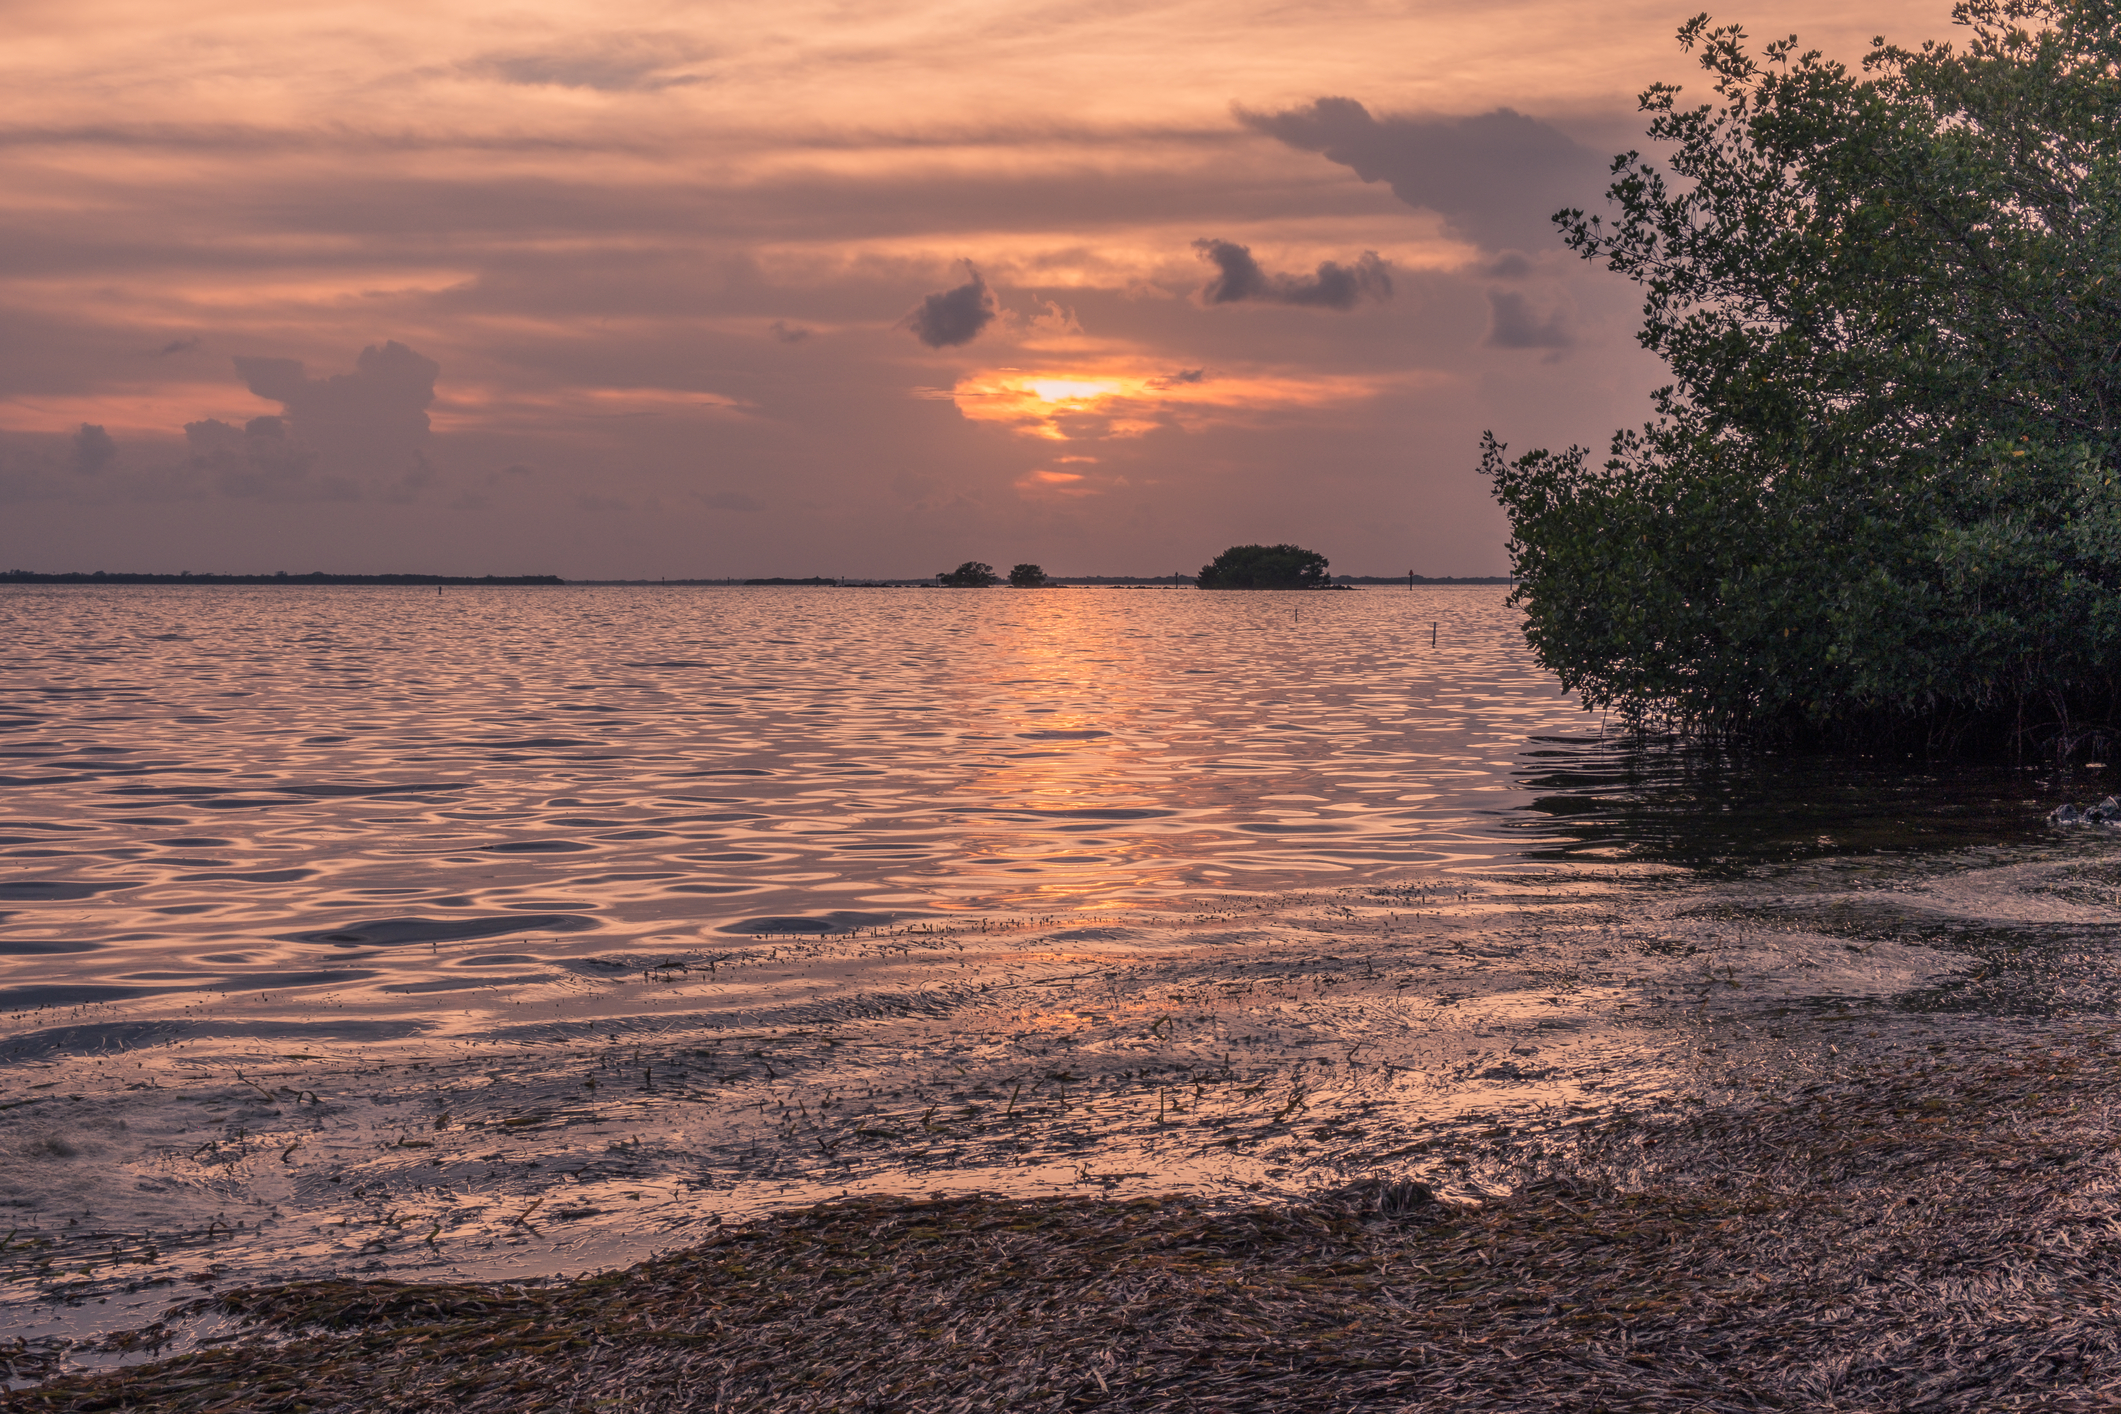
[1195,543,1344,590]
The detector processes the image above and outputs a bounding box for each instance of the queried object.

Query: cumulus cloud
[1241,98,1600,251]
[1192,239,1391,309]
[185,415,355,501]
[1486,290,1573,349]
[70,423,116,475]
[235,340,437,444]
[905,268,997,348]
[231,340,439,490]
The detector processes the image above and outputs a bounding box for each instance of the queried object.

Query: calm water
[3,585,2113,1361]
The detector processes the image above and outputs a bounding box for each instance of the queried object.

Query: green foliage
[1007,563,1049,587]
[1197,543,1331,590]
[938,561,999,587]
[1486,0,2121,746]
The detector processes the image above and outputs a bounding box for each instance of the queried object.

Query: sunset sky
[3,0,1949,579]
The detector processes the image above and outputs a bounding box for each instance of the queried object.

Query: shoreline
[13,1011,2121,1411]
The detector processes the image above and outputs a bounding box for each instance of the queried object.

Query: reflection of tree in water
[1509,737,2045,872]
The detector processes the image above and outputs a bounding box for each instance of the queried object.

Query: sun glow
[947,364,1420,441]
[1025,379,1119,403]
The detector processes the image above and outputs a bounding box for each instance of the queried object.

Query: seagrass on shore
[13,1024,2121,1413]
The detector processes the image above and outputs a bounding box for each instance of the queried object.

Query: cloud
[155,337,202,356]
[466,35,708,92]
[381,451,437,504]
[185,415,356,501]
[235,340,437,440]
[1191,239,1391,309]
[231,340,439,483]
[1240,98,1600,251]
[905,268,997,348]
[1021,298,1083,338]
[1486,290,1573,349]
[767,321,811,343]
[70,423,116,475]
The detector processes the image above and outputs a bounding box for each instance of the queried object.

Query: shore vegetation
[17,1025,2121,1410]
[1486,0,2121,750]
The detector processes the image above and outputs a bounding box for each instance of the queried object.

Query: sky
[2,0,1953,579]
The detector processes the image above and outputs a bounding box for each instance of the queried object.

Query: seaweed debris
[15,1026,2121,1412]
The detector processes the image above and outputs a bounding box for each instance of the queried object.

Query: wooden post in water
[1431,621,1436,647]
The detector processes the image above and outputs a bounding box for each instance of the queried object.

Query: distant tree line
[1,570,564,586]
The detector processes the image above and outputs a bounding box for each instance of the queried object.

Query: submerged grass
[12,1023,2121,1412]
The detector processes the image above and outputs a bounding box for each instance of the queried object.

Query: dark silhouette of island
[2,570,562,586]
[1197,544,1333,590]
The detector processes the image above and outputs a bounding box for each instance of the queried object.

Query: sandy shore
[11,1007,2121,1412]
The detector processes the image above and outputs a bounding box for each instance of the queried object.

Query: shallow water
[3,584,2116,1365]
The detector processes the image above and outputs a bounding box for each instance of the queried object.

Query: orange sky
[0,0,1955,577]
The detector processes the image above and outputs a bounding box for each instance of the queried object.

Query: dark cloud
[231,340,439,484]
[1482,251,1535,280]
[156,337,202,355]
[70,423,116,475]
[1192,239,1390,309]
[1240,98,1600,250]
[1152,368,1206,388]
[1486,290,1573,349]
[185,415,354,501]
[184,339,442,501]
[768,321,811,344]
[382,452,437,504]
[234,340,436,441]
[905,269,996,348]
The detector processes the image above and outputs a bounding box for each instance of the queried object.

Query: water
[2,584,2113,1369]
